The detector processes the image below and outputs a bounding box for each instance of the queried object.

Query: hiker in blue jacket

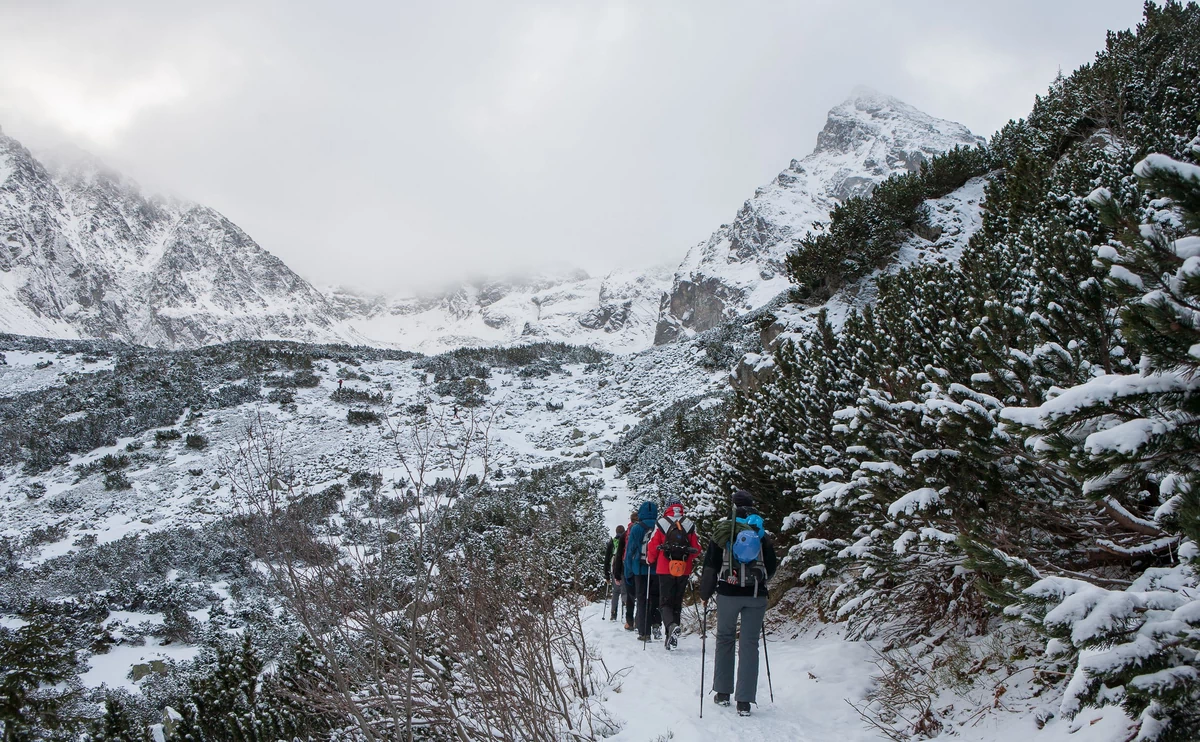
[624,500,662,641]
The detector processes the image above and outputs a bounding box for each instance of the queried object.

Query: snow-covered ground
[583,605,881,741]
[587,466,1139,741]
[0,339,728,560]
[0,349,115,397]
[582,595,1135,742]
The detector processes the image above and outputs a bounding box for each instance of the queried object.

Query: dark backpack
[658,515,694,561]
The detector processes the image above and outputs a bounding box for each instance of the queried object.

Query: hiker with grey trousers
[602,525,626,620]
[699,490,778,717]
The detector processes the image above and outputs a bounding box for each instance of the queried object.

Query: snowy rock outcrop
[0,131,353,348]
[330,267,672,355]
[654,87,984,344]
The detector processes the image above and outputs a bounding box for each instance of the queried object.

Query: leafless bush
[225,408,610,741]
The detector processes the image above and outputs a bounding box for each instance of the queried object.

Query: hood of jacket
[637,501,658,525]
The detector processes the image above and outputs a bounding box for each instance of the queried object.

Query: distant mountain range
[0,88,981,354]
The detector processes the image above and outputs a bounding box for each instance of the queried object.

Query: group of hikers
[601,490,778,717]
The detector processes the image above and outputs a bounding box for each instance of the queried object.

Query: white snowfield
[328,266,674,356]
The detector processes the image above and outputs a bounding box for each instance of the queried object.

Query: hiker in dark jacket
[603,525,626,621]
[699,490,778,717]
[622,510,638,630]
[623,500,661,641]
[646,495,701,650]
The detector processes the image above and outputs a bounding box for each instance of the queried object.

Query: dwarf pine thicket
[703,3,1200,738]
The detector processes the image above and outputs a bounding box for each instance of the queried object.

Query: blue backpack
[721,518,767,594]
[733,529,762,564]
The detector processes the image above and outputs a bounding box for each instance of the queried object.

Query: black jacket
[603,534,626,581]
[699,513,778,600]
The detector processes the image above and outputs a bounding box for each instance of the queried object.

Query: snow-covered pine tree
[0,619,84,742]
[999,151,1200,741]
[174,633,299,742]
[91,695,151,742]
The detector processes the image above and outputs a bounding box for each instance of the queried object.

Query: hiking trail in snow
[586,472,1137,741]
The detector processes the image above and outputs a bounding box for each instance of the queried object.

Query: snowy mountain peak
[654,89,983,344]
[0,128,352,348]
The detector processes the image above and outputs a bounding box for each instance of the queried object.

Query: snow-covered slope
[0,131,355,349]
[654,87,984,344]
[330,267,672,355]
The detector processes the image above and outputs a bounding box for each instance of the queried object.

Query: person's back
[603,525,626,620]
[699,490,777,716]
[622,511,638,630]
[646,496,701,649]
[624,500,661,641]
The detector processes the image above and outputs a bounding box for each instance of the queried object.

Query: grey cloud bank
[0,0,1146,293]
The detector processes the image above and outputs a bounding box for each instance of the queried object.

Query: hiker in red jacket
[646,495,701,650]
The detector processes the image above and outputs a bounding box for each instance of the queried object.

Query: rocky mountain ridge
[0,130,353,348]
[0,88,981,354]
[654,86,984,344]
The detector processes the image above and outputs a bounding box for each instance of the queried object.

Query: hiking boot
[737,702,752,717]
[623,622,636,631]
[652,625,662,641]
[669,624,681,649]
[610,613,618,621]
[713,693,731,707]
[637,634,650,642]
[663,623,675,650]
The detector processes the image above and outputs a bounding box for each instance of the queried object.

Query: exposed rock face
[0,130,350,348]
[654,87,983,344]
[577,301,632,332]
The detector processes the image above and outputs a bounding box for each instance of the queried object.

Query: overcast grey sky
[0,0,1147,293]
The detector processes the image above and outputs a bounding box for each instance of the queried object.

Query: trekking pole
[643,570,651,650]
[761,621,774,703]
[699,600,708,719]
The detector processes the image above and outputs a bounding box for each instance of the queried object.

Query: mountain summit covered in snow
[0,88,979,354]
[654,86,983,344]
[0,130,351,348]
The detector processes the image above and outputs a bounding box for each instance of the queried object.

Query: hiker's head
[615,525,625,536]
[733,489,756,518]
[637,501,657,521]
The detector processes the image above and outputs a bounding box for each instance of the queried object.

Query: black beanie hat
[733,490,754,506]
[616,525,625,535]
